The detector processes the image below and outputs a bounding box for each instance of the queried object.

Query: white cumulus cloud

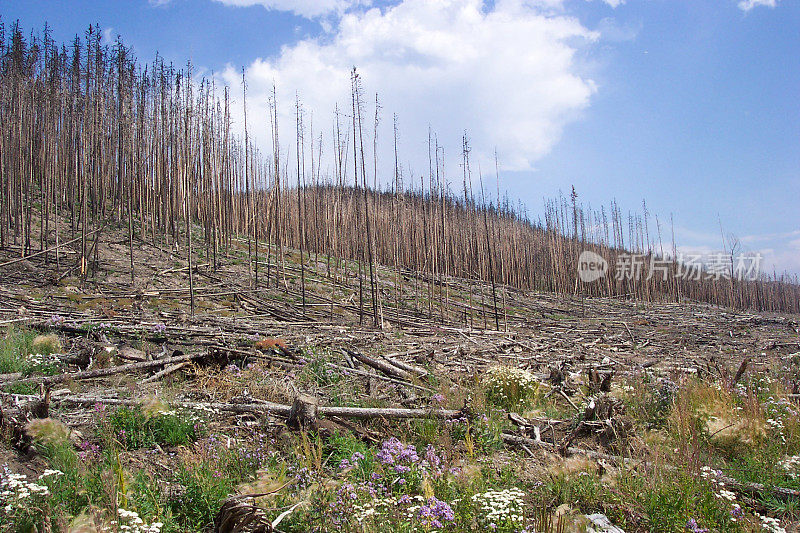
[737,0,779,12]
[218,0,598,180]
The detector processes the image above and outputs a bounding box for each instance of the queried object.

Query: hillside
[0,19,797,318]
[1,219,800,532]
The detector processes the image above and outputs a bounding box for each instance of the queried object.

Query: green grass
[171,461,238,530]
[0,327,63,394]
[614,467,742,532]
[0,327,37,374]
[105,406,201,450]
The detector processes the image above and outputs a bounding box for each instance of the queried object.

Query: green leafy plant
[106,406,201,449]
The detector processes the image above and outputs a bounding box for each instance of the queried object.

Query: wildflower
[717,489,737,501]
[471,488,526,528]
[424,444,443,474]
[758,514,786,533]
[483,366,538,409]
[730,504,743,521]
[417,497,455,529]
[350,452,365,462]
[686,518,709,533]
[376,437,419,465]
[38,469,64,479]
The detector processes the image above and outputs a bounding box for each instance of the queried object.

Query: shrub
[483,366,539,410]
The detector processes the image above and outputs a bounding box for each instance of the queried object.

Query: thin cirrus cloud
[217,0,598,180]
[212,0,369,18]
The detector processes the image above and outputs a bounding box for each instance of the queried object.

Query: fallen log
[53,395,463,421]
[141,362,189,384]
[1,351,212,389]
[343,348,410,380]
[0,227,103,269]
[379,354,429,377]
[0,372,22,384]
[501,433,620,462]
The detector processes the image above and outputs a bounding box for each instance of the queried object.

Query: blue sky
[3,0,798,274]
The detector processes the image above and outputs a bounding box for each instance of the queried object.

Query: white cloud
[213,0,368,19]
[218,0,597,181]
[754,237,800,276]
[674,226,800,276]
[101,27,115,47]
[596,16,639,42]
[737,0,779,12]
[740,229,800,244]
[600,0,625,8]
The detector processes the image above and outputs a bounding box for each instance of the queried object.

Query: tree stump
[287,394,319,430]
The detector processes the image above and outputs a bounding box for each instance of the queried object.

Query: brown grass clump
[549,455,599,479]
[32,334,62,354]
[669,379,767,463]
[25,418,72,446]
[141,397,171,418]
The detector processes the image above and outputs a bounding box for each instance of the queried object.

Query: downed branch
[141,362,190,384]
[343,348,411,380]
[1,351,214,389]
[501,433,624,464]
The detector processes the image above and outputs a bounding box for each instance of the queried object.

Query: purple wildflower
[686,519,709,533]
[376,437,419,465]
[418,497,455,529]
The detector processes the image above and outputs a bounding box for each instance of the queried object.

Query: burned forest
[0,18,799,533]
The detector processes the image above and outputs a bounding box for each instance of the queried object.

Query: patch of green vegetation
[0,328,63,380]
[7,382,40,395]
[0,327,37,374]
[325,431,376,481]
[171,460,237,530]
[167,435,274,530]
[623,374,674,430]
[104,406,201,450]
[295,350,342,388]
[130,470,181,533]
[614,467,741,533]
